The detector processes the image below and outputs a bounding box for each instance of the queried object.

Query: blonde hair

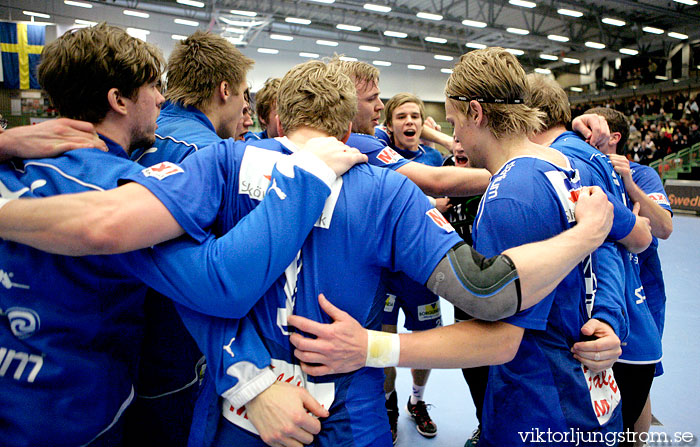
[525,73,571,130]
[277,60,357,139]
[38,23,164,123]
[255,78,281,129]
[445,47,544,138]
[165,31,254,108]
[328,56,379,87]
[384,93,426,129]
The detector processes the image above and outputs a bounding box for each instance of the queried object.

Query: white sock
[410,384,426,404]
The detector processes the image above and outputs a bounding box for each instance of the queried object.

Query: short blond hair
[384,93,426,129]
[255,77,281,129]
[525,73,571,130]
[165,31,254,108]
[445,47,544,138]
[328,56,379,87]
[38,23,164,123]
[277,60,357,139]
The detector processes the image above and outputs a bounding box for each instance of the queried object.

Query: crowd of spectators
[572,92,700,165]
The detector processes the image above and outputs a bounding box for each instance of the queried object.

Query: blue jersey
[0,135,335,447]
[0,139,147,447]
[374,126,444,167]
[346,132,410,171]
[123,136,464,447]
[131,101,220,165]
[551,132,661,364]
[474,156,623,447]
[244,130,267,141]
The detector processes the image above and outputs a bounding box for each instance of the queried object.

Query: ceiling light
[123,10,149,18]
[602,18,626,26]
[127,28,150,38]
[316,39,338,46]
[619,48,639,56]
[673,0,697,5]
[417,12,443,20]
[308,0,335,3]
[506,48,524,55]
[258,48,279,54]
[171,34,187,40]
[359,45,381,52]
[408,64,426,70]
[557,8,583,17]
[605,81,618,87]
[673,79,680,83]
[384,30,407,38]
[507,27,529,35]
[23,10,51,19]
[364,3,392,13]
[340,56,358,62]
[656,75,668,80]
[270,34,293,41]
[373,60,391,66]
[299,52,319,58]
[434,55,454,61]
[585,41,605,49]
[642,26,664,34]
[64,0,93,8]
[535,68,552,74]
[563,57,580,64]
[441,68,454,74]
[466,42,487,49]
[230,10,257,16]
[75,19,97,26]
[176,0,205,7]
[226,37,246,45]
[668,32,688,39]
[570,86,583,92]
[462,19,487,28]
[286,17,311,25]
[509,0,536,8]
[548,34,569,42]
[220,17,264,26]
[540,53,558,60]
[174,18,199,27]
[425,36,447,44]
[337,24,361,32]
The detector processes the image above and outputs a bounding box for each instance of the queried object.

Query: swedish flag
[0,21,45,90]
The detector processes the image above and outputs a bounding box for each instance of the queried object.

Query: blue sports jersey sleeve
[373,169,464,284]
[631,163,673,215]
[589,241,628,341]
[474,197,560,330]
[345,133,410,171]
[121,140,244,242]
[120,162,332,318]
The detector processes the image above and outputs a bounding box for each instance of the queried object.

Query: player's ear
[106,88,128,116]
[275,114,286,137]
[341,123,352,143]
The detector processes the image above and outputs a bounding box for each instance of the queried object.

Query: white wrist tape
[427,196,437,207]
[0,198,13,212]
[365,330,400,368]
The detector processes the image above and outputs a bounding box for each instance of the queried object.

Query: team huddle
[0,23,672,447]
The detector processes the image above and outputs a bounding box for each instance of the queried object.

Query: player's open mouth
[403,129,416,137]
[455,155,468,164]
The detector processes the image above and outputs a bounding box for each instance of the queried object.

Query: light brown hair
[384,92,426,129]
[255,78,281,129]
[277,60,357,140]
[525,73,571,130]
[445,47,544,138]
[165,31,254,109]
[37,23,164,123]
[328,56,379,88]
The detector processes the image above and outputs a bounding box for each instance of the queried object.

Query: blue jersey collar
[98,134,130,159]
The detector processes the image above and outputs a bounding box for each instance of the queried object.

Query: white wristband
[0,198,13,212]
[365,330,400,368]
[427,196,437,207]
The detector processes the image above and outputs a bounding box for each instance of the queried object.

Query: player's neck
[285,127,332,146]
[530,125,567,147]
[94,119,130,154]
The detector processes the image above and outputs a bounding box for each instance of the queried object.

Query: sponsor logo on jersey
[417,301,441,321]
[376,147,403,165]
[648,192,670,207]
[141,162,184,180]
[581,365,620,426]
[0,346,43,383]
[487,160,517,200]
[239,148,283,201]
[222,358,335,435]
[0,270,29,290]
[5,307,40,339]
[384,294,396,312]
[545,169,582,223]
[0,178,46,199]
[426,208,455,232]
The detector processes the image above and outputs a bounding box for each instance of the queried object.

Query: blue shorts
[380,271,442,330]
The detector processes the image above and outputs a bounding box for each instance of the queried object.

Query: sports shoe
[406,397,437,438]
[464,426,480,447]
[385,390,399,445]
